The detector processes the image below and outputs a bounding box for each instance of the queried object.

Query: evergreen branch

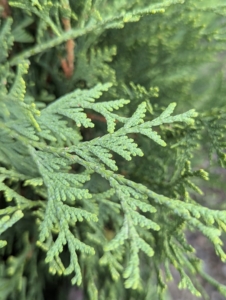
[2,2,226,298]
[9,0,184,66]
[9,0,61,36]
[0,17,13,63]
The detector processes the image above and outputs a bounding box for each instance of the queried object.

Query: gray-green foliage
[1,0,226,299]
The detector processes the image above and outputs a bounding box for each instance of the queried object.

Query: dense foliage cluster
[1,0,226,299]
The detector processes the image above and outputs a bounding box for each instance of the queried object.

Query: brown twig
[61,16,75,78]
[0,0,11,18]
[86,113,107,123]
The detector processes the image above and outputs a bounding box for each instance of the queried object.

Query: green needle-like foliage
[1,0,226,299]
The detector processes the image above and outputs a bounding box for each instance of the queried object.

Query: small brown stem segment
[0,0,11,18]
[61,17,75,78]
[86,113,107,123]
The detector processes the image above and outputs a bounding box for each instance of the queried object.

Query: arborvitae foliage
[1,0,226,299]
